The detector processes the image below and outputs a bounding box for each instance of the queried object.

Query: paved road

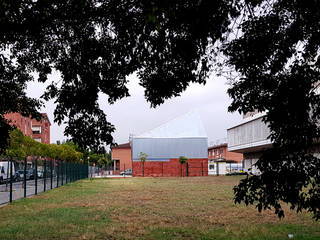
[0,177,67,204]
[0,173,127,204]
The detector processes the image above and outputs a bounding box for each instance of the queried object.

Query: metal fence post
[162,162,164,177]
[50,160,53,189]
[65,162,67,183]
[35,157,38,195]
[9,157,13,203]
[44,159,46,192]
[56,160,59,188]
[24,157,27,198]
[201,162,204,176]
[72,163,75,182]
[66,162,68,184]
[61,161,64,186]
[186,162,189,177]
[69,162,70,183]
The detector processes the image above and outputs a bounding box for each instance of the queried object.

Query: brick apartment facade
[208,143,243,163]
[4,112,51,144]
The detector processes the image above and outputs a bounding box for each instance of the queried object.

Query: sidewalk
[91,175,132,178]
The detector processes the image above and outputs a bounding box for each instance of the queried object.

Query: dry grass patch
[0,176,319,239]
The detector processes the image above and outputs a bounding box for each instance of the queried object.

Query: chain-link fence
[0,156,88,205]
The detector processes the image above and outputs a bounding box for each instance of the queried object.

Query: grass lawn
[0,176,319,240]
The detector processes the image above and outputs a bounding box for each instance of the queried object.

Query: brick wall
[225,151,243,163]
[132,158,208,177]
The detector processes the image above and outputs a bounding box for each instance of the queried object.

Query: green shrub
[179,156,188,164]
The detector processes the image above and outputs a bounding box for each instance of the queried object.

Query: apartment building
[5,112,51,144]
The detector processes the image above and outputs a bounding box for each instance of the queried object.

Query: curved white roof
[135,111,207,138]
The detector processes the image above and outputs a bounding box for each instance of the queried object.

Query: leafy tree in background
[179,156,188,177]
[0,0,319,219]
[5,129,83,162]
[139,152,148,177]
[6,129,26,158]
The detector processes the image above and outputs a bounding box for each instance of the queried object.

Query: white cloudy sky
[27,72,242,147]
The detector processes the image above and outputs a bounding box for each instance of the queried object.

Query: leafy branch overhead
[0,0,236,152]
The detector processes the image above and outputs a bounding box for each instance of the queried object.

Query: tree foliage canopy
[0,0,236,152]
[224,0,320,220]
[6,129,83,162]
[0,0,320,219]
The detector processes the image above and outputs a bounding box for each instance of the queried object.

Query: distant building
[131,111,208,177]
[228,83,320,174]
[227,112,270,174]
[208,143,243,163]
[111,142,132,174]
[207,143,243,175]
[4,112,51,144]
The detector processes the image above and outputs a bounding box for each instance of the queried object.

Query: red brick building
[208,143,243,163]
[111,142,132,174]
[4,112,51,144]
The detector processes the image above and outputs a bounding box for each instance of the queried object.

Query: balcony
[227,113,272,153]
[31,126,41,134]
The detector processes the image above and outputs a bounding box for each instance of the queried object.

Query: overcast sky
[27,72,242,147]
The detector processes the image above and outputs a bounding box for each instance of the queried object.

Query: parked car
[120,168,132,175]
[37,170,44,178]
[13,170,24,182]
[14,169,36,181]
[27,169,35,180]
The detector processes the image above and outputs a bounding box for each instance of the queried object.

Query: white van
[0,161,15,183]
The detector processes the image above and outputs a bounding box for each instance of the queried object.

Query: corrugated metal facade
[227,115,271,152]
[132,137,208,161]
